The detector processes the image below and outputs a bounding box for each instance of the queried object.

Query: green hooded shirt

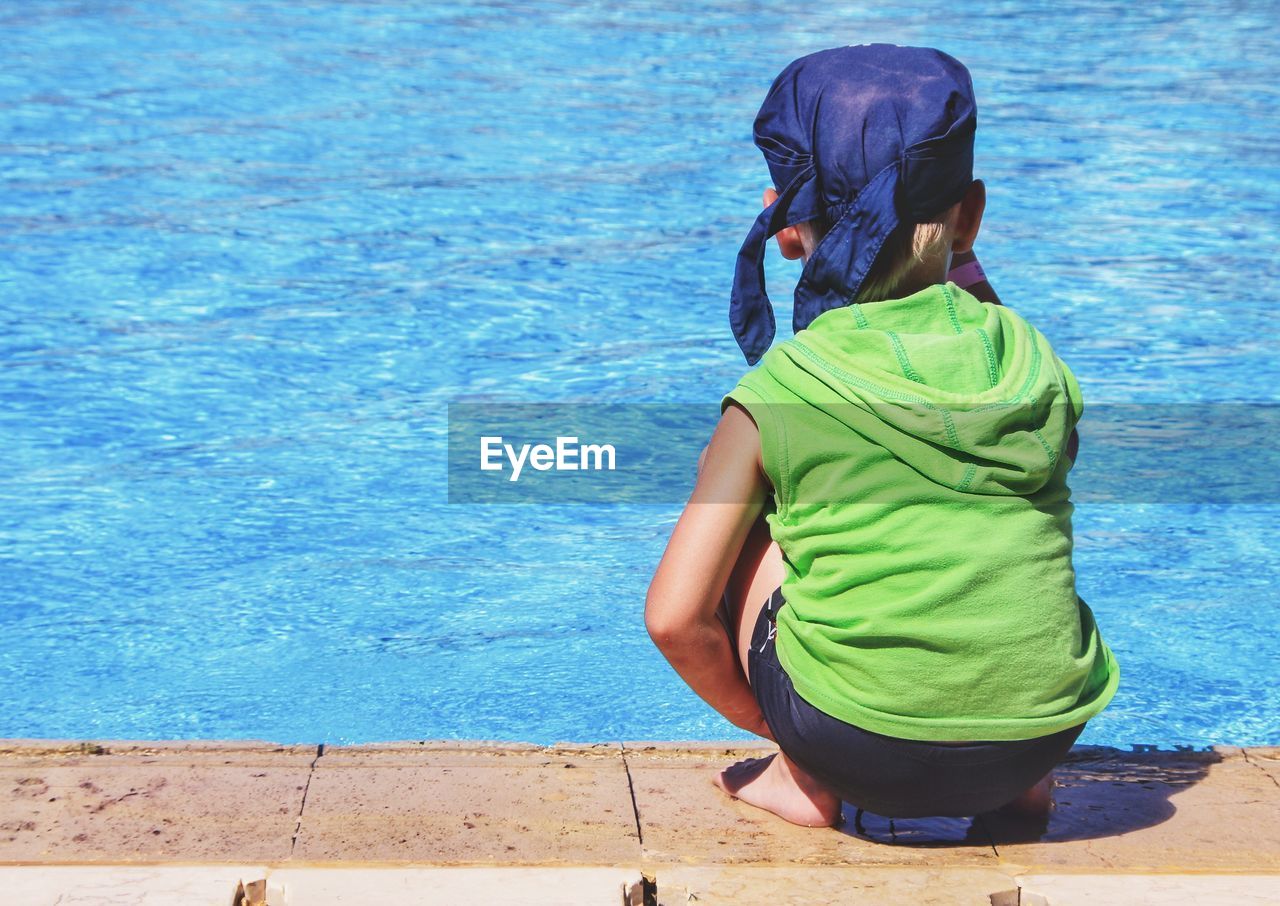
[722,282,1119,742]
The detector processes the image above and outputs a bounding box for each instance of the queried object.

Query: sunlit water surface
[2,1,1277,747]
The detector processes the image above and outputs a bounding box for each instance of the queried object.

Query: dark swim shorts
[747,587,1086,818]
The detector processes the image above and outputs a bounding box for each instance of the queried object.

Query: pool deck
[1,739,1277,904]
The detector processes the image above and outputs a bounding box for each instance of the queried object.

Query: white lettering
[505,441,530,482]
[580,442,615,471]
[529,444,555,471]
[480,436,504,471]
[556,436,579,470]
[480,436,617,482]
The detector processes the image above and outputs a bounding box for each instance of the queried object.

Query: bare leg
[719,514,782,675]
[993,770,1054,818]
[709,509,841,827]
[714,750,842,827]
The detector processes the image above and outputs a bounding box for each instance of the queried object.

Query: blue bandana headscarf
[730,44,978,365]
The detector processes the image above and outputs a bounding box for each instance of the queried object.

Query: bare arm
[645,402,773,740]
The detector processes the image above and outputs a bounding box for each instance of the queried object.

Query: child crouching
[646,44,1119,827]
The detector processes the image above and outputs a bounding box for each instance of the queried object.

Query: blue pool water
[2,2,1277,748]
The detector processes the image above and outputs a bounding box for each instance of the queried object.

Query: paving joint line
[618,743,644,848]
[289,743,325,857]
[1241,748,1280,791]
[971,811,1002,860]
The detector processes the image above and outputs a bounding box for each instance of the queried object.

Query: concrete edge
[2,739,1268,754]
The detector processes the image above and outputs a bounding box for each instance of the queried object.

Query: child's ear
[763,188,807,260]
[951,179,986,255]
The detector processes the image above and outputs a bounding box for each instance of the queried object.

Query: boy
[646,45,1119,828]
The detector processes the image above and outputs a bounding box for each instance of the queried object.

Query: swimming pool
[2,1,1277,748]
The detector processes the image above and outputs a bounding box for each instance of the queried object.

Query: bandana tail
[792,162,901,334]
[729,164,816,366]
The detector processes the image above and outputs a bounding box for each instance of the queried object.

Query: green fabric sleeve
[721,377,789,516]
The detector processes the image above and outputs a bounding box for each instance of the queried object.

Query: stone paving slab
[985,745,1280,872]
[620,743,1000,867]
[0,866,643,906]
[1011,872,1280,906]
[293,742,640,864]
[0,742,316,863]
[0,865,272,906]
[653,865,1018,905]
[2,738,1278,888]
[4,864,1274,905]
[269,867,643,905]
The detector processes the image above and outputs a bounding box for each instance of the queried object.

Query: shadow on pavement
[833,745,1221,848]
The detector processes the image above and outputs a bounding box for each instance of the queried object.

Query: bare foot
[993,771,1054,818]
[712,751,842,827]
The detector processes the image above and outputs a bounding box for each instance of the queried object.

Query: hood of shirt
[759,282,1081,496]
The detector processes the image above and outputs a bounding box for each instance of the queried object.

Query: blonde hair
[798,205,959,304]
